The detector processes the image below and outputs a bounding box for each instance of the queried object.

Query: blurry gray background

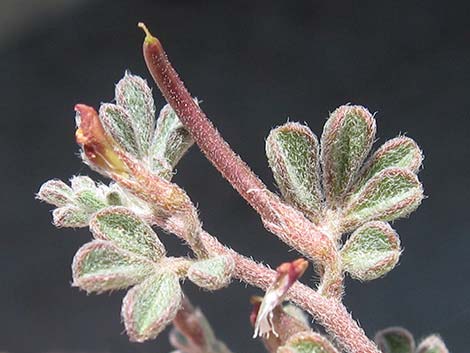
[0,0,469,352]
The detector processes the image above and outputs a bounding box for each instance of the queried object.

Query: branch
[138,23,342,296]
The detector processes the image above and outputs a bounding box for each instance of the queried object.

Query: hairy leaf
[266,122,322,220]
[75,189,107,212]
[278,331,339,353]
[99,103,140,156]
[355,136,423,190]
[321,105,376,207]
[341,221,401,281]
[342,168,423,231]
[70,175,96,191]
[90,206,165,262]
[150,103,194,178]
[52,206,89,228]
[122,272,182,342]
[188,255,235,290]
[37,179,74,207]
[115,72,155,155]
[417,335,449,353]
[72,240,153,293]
[375,327,415,353]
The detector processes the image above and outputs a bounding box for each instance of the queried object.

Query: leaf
[115,72,155,155]
[37,179,74,207]
[99,103,140,156]
[52,206,89,228]
[188,255,235,290]
[416,335,449,353]
[90,206,165,262]
[150,103,194,178]
[75,189,107,212]
[341,221,401,281]
[72,240,153,293]
[266,122,322,220]
[70,175,96,191]
[122,272,182,342]
[320,105,376,207]
[342,168,423,231]
[355,136,423,190]
[277,331,339,353]
[375,327,415,353]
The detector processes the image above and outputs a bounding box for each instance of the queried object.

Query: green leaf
[278,332,339,353]
[70,175,96,192]
[122,272,182,342]
[52,206,89,228]
[320,105,376,207]
[188,255,235,290]
[342,168,423,231]
[37,179,74,207]
[266,122,322,220]
[75,189,107,212]
[115,72,155,155]
[90,206,165,262]
[375,327,415,353]
[99,103,140,156]
[149,103,194,178]
[355,136,423,190]
[416,335,449,353]
[341,221,401,281]
[72,240,153,293]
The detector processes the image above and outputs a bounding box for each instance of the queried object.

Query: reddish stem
[138,23,342,296]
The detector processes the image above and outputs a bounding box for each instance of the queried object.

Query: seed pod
[342,167,423,231]
[266,122,322,220]
[188,255,235,290]
[341,221,401,281]
[72,240,153,293]
[37,179,74,207]
[90,206,166,262]
[375,327,415,353]
[122,272,182,342]
[321,105,376,207]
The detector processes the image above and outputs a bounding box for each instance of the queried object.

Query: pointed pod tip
[137,22,160,45]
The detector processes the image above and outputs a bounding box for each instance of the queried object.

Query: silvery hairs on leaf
[37,179,74,207]
[90,206,166,262]
[375,327,415,353]
[277,331,339,353]
[149,103,194,178]
[115,72,156,155]
[187,255,235,290]
[266,122,322,221]
[354,136,423,191]
[72,240,154,293]
[122,272,182,342]
[342,167,423,232]
[99,103,141,157]
[341,221,401,281]
[321,105,376,208]
[416,335,449,353]
[52,206,89,228]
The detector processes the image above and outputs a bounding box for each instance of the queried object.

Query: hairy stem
[155,212,379,353]
[138,23,342,296]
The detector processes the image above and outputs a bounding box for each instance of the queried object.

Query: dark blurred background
[1,0,469,352]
